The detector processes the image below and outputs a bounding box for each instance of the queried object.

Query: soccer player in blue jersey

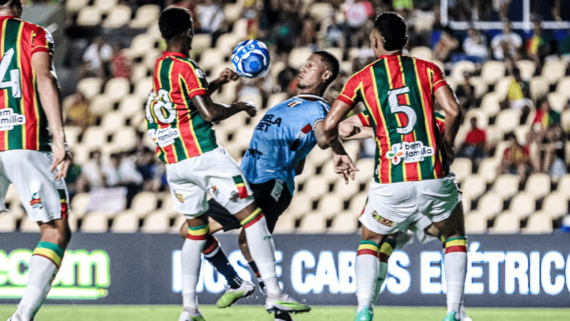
[178,51,342,321]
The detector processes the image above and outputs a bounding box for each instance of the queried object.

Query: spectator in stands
[497,132,531,182]
[494,0,511,21]
[393,0,413,18]
[463,27,488,63]
[78,150,106,192]
[103,152,144,208]
[276,54,298,93]
[111,43,131,79]
[448,0,470,21]
[127,131,154,179]
[298,17,318,51]
[457,117,487,164]
[323,14,346,50]
[526,21,550,66]
[491,22,522,61]
[64,152,82,200]
[532,97,561,130]
[455,71,476,110]
[559,29,570,60]
[196,0,225,35]
[500,67,532,110]
[532,126,566,178]
[82,36,112,79]
[433,27,459,62]
[64,92,94,133]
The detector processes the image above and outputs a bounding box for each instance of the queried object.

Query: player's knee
[179,222,188,239]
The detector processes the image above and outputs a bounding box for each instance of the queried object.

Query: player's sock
[182,224,209,311]
[240,208,281,295]
[248,260,267,296]
[356,240,380,312]
[444,236,467,315]
[372,238,396,305]
[15,242,63,320]
[202,235,243,289]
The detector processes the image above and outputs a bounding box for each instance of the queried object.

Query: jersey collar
[378,52,403,60]
[162,51,188,58]
[295,94,327,103]
[0,16,16,20]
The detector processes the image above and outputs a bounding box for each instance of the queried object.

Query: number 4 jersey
[146,52,217,164]
[338,53,450,184]
[0,16,54,152]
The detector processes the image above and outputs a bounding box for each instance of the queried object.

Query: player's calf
[181,215,209,318]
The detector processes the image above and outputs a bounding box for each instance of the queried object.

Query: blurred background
[3,0,570,236]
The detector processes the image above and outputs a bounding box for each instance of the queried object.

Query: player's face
[297,54,327,89]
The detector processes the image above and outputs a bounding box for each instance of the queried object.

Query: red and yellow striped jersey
[339,53,450,184]
[146,52,218,164]
[0,16,54,152]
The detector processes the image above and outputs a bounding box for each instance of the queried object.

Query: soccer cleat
[443,311,459,321]
[179,310,205,321]
[463,317,473,321]
[274,311,294,321]
[216,280,255,308]
[265,293,310,314]
[354,306,373,321]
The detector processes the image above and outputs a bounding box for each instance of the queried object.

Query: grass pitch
[1,305,569,321]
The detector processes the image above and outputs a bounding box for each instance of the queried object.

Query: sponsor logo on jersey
[0,108,26,131]
[386,141,435,165]
[174,192,185,203]
[371,211,393,227]
[30,193,43,209]
[148,127,180,147]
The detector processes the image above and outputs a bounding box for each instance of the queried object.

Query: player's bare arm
[339,115,374,140]
[314,121,329,149]
[324,99,359,184]
[192,94,256,123]
[434,85,462,164]
[208,67,239,93]
[32,51,70,179]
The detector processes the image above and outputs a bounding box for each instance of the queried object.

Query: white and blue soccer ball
[231,40,270,78]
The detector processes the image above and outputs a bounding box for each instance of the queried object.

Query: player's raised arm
[434,85,462,164]
[324,98,359,183]
[192,94,256,123]
[32,51,70,179]
[208,67,239,93]
[339,114,374,140]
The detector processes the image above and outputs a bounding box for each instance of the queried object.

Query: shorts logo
[386,141,435,165]
[371,211,393,227]
[174,192,185,203]
[30,193,43,209]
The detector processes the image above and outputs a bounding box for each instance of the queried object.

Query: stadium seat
[557,175,570,196]
[494,76,513,98]
[316,194,346,218]
[142,213,172,233]
[508,192,536,219]
[71,145,90,165]
[103,6,132,28]
[450,158,472,183]
[94,0,117,13]
[555,77,570,99]
[461,175,486,200]
[547,92,567,112]
[273,215,296,234]
[492,174,520,199]
[490,214,519,234]
[71,193,91,218]
[110,213,139,233]
[298,214,327,233]
[474,193,503,219]
[309,2,333,23]
[267,93,288,109]
[288,48,313,70]
[522,214,553,234]
[514,126,530,145]
[414,15,434,32]
[4,184,19,204]
[540,193,568,218]
[191,34,213,54]
[129,5,160,29]
[118,95,144,117]
[515,60,535,80]
[283,194,312,219]
[347,192,368,213]
[464,214,487,234]
[198,49,225,70]
[20,216,40,233]
[104,77,131,102]
[238,93,262,110]
[134,77,153,98]
[463,109,489,128]
[224,3,242,24]
[469,76,489,98]
[111,127,137,150]
[329,213,359,233]
[355,158,375,182]
[77,78,102,99]
[492,141,509,163]
[216,33,243,56]
[307,147,332,167]
[494,109,520,134]
[301,176,333,199]
[82,214,110,233]
[143,50,162,69]
[409,46,433,61]
[76,7,101,26]
[90,94,115,115]
[451,61,476,84]
[323,47,343,62]
[541,59,567,84]
[480,92,501,117]
[100,111,126,133]
[0,213,16,232]
[66,0,89,12]
[530,77,549,101]
[124,192,158,218]
[170,215,186,234]
[332,176,361,197]
[562,109,570,132]
[481,61,506,84]
[128,34,155,58]
[65,126,82,148]
[232,19,248,39]
[524,173,551,198]
[82,127,108,148]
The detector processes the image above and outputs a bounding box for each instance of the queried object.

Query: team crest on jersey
[30,193,43,209]
[0,109,26,131]
[371,211,393,227]
[386,141,435,165]
[174,192,185,203]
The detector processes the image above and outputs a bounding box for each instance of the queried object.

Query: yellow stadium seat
[94,0,116,13]
[451,61,476,84]
[104,77,131,102]
[492,174,520,199]
[541,59,567,84]
[288,47,313,70]
[521,214,553,234]
[465,214,487,234]
[474,193,503,219]
[142,213,172,233]
[555,77,570,99]
[329,213,359,233]
[524,173,551,198]
[298,214,327,233]
[515,60,535,81]
[309,2,333,23]
[450,158,472,183]
[0,213,16,232]
[540,193,568,218]
[81,214,109,233]
[103,6,132,28]
[461,175,486,200]
[129,5,160,29]
[66,0,90,12]
[20,216,40,233]
[481,61,506,84]
[508,192,536,218]
[110,213,139,233]
[547,92,567,112]
[71,193,91,218]
[410,46,433,61]
[530,77,549,101]
[77,77,102,99]
[273,215,296,234]
[77,7,101,26]
[490,214,519,234]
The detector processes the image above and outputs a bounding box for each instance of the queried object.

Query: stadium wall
[1,233,569,307]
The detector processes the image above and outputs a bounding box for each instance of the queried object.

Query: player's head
[297,51,340,95]
[159,7,194,47]
[0,0,23,17]
[371,12,408,56]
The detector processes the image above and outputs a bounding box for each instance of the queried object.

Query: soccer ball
[231,40,270,78]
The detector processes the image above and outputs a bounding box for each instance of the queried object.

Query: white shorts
[166,147,254,218]
[0,150,69,223]
[360,175,461,236]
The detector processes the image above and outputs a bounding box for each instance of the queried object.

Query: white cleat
[179,309,205,321]
[265,293,310,314]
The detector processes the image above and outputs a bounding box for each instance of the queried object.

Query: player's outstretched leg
[180,215,209,321]
[10,218,71,321]
[235,204,310,314]
[371,236,397,305]
[432,204,467,321]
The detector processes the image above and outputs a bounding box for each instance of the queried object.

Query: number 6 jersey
[146,52,218,164]
[338,53,449,184]
[0,16,54,152]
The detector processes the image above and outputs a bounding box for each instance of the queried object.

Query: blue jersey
[241,94,330,195]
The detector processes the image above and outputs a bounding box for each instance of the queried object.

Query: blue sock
[202,236,243,289]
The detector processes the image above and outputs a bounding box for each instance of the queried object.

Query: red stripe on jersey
[154,57,177,164]
[21,26,37,150]
[174,75,199,157]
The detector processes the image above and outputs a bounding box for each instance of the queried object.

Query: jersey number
[0,48,21,99]
[388,87,416,135]
[145,89,176,124]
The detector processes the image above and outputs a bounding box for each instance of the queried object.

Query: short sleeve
[357,111,370,127]
[430,63,448,92]
[434,111,445,134]
[31,26,54,55]
[312,101,330,127]
[179,60,209,99]
[337,72,362,107]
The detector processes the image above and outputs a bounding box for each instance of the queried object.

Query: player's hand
[51,143,71,180]
[333,153,359,184]
[235,101,257,117]
[443,143,455,164]
[217,68,239,84]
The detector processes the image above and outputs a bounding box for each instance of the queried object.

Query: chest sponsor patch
[148,127,180,147]
[386,141,434,165]
[0,109,26,131]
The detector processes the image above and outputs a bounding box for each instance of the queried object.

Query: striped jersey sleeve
[31,26,53,55]
[429,62,448,92]
[177,58,209,98]
[337,72,364,107]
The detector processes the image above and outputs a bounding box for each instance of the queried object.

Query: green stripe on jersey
[5,20,22,150]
